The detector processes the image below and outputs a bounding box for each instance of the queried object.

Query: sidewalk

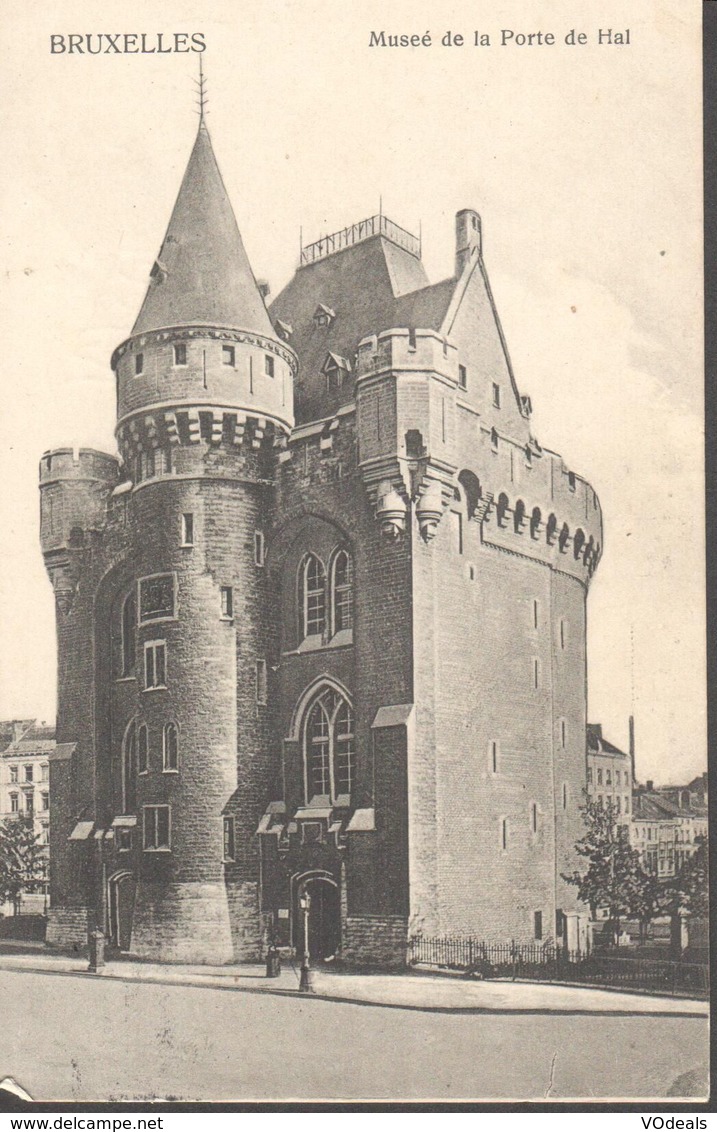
[0,944,707,1016]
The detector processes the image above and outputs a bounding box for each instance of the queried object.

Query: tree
[0,816,44,912]
[671,835,708,918]
[562,797,649,946]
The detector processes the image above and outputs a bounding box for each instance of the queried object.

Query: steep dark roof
[633,794,679,821]
[587,723,630,759]
[270,234,455,424]
[132,123,274,338]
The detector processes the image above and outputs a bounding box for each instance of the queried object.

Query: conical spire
[132,121,274,337]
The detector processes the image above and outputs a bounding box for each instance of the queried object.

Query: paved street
[1,966,708,1102]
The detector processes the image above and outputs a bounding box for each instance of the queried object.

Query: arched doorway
[294,874,341,961]
[108,871,136,952]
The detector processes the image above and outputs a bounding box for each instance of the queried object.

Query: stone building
[40,108,602,965]
[0,721,56,912]
[586,723,633,828]
[631,785,707,877]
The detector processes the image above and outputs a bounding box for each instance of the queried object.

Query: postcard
[0,0,707,1105]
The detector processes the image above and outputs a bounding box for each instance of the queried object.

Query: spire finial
[194,55,208,123]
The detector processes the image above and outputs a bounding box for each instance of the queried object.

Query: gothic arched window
[121,589,136,677]
[299,554,326,640]
[331,548,354,634]
[122,722,137,814]
[304,687,355,802]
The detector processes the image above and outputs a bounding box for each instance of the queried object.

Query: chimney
[455,209,482,277]
[628,714,636,785]
[646,779,654,792]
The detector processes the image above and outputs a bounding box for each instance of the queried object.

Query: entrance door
[296,879,340,960]
[108,873,136,951]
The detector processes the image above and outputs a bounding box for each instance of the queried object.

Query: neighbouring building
[40,102,603,965]
[632,781,708,877]
[0,721,56,911]
[586,723,633,828]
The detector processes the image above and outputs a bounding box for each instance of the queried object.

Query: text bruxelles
[50,33,205,54]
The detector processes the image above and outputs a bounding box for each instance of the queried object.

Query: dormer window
[322,352,351,391]
[275,319,293,341]
[313,304,336,329]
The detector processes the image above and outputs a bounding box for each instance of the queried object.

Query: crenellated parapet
[39,447,120,612]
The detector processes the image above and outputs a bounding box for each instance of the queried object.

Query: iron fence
[408,936,709,998]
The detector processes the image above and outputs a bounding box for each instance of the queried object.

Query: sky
[0,0,705,784]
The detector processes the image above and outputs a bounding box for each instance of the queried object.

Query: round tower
[103,119,296,962]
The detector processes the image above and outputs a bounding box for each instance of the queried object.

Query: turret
[39,448,119,612]
[110,120,295,478]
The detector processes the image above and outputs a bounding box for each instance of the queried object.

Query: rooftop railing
[300,214,420,266]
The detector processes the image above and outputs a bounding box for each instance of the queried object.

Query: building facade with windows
[586,723,633,828]
[0,721,56,910]
[631,785,707,878]
[40,110,602,964]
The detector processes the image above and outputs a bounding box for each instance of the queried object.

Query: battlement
[356,328,457,384]
[39,447,120,486]
[39,448,119,592]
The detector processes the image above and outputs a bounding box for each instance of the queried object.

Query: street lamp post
[298,890,314,993]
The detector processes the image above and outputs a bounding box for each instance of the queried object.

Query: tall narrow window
[256,659,268,705]
[530,507,541,539]
[223,816,236,862]
[144,641,167,690]
[10,793,18,813]
[181,513,194,547]
[331,549,354,633]
[220,586,234,619]
[264,354,275,377]
[534,911,543,940]
[122,722,137,813]
[560,719,566,748]
[254,531,265,567]
[501,818,507,850]
[135,353,144,376]
[533,600,539,630]
[458,364,468,390]
[173,342,187,366]
[334,700,355,796]
[490,427,499,452]
[163,723,179,772]
[560,619,566,649]
[138,723,149,774]
[121,589,137,677]
[300,554,326,639]
[562,782,568,809]
[222,345,236,366]
[533,658,539,689]
[303,686,355,802]
[492,382,501,408]
[491,741,498,774]
[143,805,171,851]
[531,803,538,833]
